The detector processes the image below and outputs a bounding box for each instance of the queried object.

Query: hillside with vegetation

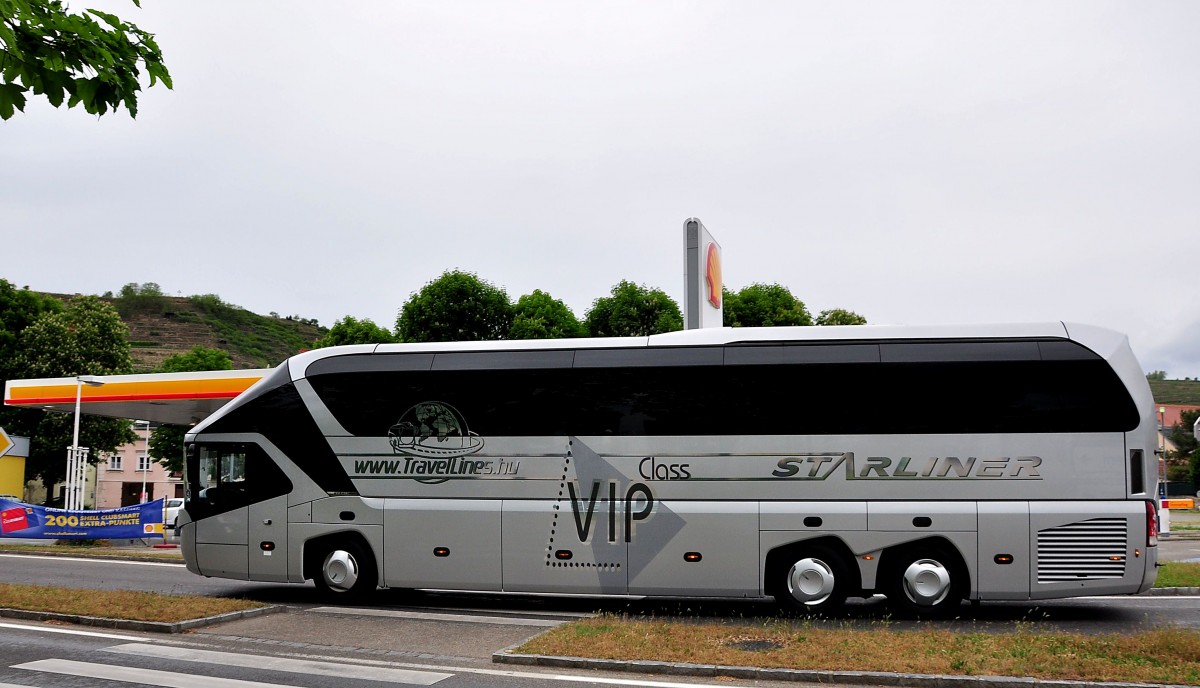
[37,285,327,372]
[1150,379,1200,406]
[114,293,324,372]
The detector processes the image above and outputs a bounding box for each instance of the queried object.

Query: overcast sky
[3,2,1197,377]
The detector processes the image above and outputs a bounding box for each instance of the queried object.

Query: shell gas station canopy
[3,369,269,425]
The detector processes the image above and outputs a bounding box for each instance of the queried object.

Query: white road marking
[550,675,745,688]
[285,650,776,688]
[0,621,146,642]
[0,553,184,567]
[14,658,303,688]
[407,604,595,619]
[104,643,451,685]
[1077,595,1200,600]
[309,605,569,626]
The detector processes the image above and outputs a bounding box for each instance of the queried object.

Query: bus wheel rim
[322,550,360,591]
[902,558,951,606]
[787,557,836,605]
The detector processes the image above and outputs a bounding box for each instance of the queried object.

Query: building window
[137,453,151,472]
[108,453,123,471]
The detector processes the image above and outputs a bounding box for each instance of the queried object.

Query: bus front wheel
[312,541,377,601]
[775,546,850,616]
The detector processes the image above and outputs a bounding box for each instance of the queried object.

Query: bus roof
[3,322,1134,426]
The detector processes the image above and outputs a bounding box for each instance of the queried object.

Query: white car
[163,498,184,529]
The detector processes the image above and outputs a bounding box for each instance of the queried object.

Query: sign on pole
[683,218,723,329]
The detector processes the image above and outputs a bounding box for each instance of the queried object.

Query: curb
[1145,587,1200,596]
[0,604,283,634]
[492,647,1192,688]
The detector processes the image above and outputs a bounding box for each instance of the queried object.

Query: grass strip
[517,616,1200,685]
[0,544,182,561]
[0,583,264,623]
[1155,561,1200,587]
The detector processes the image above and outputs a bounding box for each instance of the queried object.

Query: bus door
[192,445,249,579]
[248,495,288,581]
[191,443,291,581]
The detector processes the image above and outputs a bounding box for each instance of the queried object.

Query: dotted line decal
[546,439,621,570]
[546,445,570,566]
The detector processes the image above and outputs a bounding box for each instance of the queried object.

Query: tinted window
[184,443,291,519]
[310,368,573,437]
[306,340,1138,437]
[203,382,356,494]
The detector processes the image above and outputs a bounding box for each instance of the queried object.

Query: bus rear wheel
[886,545,965,618]
[775,546,850,616]
[313,541,377,602]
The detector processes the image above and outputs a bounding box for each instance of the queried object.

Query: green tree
[0,279,62,492]
[0,278,60,383]
[510,290,585,340]
[146,345,232,474]
[395,270,513,343]
[16,295,133,378]
[1170,409,1200,484]
[147,423,186,476]
[145,412,189,477]
[158,345,232,373]
[0,0,171,120]
[9,296,136,498]
[1147,370,1168,381]
[584,280,683,337]
[722,283,812,327]
[816,308,868,326]
[112,281,167,317]
[312,316,395,348]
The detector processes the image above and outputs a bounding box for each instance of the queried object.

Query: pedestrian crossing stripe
[103,643,451,684]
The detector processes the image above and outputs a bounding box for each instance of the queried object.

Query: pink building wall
[94,423,183,509]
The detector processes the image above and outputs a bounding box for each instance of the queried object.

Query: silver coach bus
[179,322,1159,617]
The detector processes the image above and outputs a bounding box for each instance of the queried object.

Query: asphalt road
[2,544,1199,688]
[3,504,1198,688]
[2,618,798,688]
[4,509,1200,688]
[2,549,1198,633]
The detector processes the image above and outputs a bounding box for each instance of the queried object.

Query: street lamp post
[1159,406,1167,496]
[138,420,151,503]
[68,375,105,511]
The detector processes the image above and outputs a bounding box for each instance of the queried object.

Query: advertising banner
[0,497,164,540]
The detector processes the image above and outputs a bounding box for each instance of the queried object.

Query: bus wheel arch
[880,537,969,618]
[304,532,378,601]
[766,537,860,616]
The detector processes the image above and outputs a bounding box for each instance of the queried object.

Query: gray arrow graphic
[554,436,687,590]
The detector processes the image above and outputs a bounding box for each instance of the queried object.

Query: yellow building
[0,430,30,499]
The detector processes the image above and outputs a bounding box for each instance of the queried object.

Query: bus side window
[222,452,247,493]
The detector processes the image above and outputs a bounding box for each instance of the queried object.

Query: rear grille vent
[1036,518,1127,583]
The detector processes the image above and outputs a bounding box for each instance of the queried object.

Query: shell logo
[705,243,722,309]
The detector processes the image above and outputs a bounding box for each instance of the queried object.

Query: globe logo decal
[387,401,484,459]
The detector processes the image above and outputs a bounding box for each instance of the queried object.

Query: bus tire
[774,545,850,616]
[885,544,966,618]
[312,540,377,602]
